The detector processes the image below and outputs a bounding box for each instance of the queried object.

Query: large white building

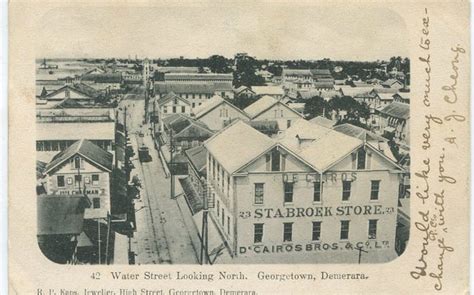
[193,95,249,131]
[203,119,405,263]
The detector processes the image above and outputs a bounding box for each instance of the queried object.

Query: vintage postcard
[8,0,470,294]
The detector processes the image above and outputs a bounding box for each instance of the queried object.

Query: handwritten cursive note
[410,7,467,291]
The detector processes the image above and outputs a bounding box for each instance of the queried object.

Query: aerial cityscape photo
[35,7,411,265]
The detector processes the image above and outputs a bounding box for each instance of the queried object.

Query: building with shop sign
[203,119,405,263]
[43,139,113,220]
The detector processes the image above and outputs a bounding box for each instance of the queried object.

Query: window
[221,209,225,225]
[221,92,225,97]
[74,156,81,169]
[92,174,99,186]
[342,181,351,201]
[67,177,73,185]
[93,198,101,209]
[227,217,231,234]
[172,106,177,113]
[84,177,90,184]
[163,106,168,113]
[312,221,322,241]
[368,219,377,239]
[287,120,291,128]
[222,170,225,188]
[57,176,65,187]
[181,106,186,113]
[313,181,321,202]
[284,182,294,203]
[192,103,195,108]
[271,149,280,171]
[357,148,366,169]
[217,200,220,216]
[283,222,293,242]
[370,180,380,200]
[254,183,264,204]
[254,224,264,243]
[340,220,350,240]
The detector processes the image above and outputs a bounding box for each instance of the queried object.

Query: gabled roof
[279,119,363,171]
[45,139,113,174]
[44,84,100,99]
[158,91,191,106]
[244,95,303,119]
[376,92,396,101]
[234,85,255,95]
[283,69,312,76]
[310,69,332,76]
[333,123,386,142]
[337,85,374,97]
[164,113,214,139]
[193,95,248,120]
[381,78,403,87]
[52,98,86,109]
[313,81,335,89]
[309,116,337,128]
[379,102,410,120]
[204,120,275,174]
[371,86,399,94]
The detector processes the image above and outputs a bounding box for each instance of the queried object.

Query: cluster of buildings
[151,65,410,264]
[35,59,137,264]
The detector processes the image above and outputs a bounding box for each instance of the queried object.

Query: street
[120,86,199,264]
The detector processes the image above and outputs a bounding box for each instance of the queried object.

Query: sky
[36,5,408,61]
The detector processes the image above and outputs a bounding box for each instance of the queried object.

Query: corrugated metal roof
[379,102,410,120]
[244,95,278,118]
[184,145,207,173]
[309,116,337,128]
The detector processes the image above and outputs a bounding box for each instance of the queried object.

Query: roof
[309,116,337,128]
[279,119,363,171]
[310,69,332,76]
[184,145,207,173]
[337,86,374,97]
[164,113,214,139]
[377,92,396,101]
[165,73,233,81]
[157,91,191,106]
[37,160,47,180]
[251,86,284,96]
[283,69,312,76]
[179,177,204,215]
[36,108,115,123]
[45,139,113,174]
[287,103,305,113]
[44,84,100,99]
[333,123,386,142]
[204,120,274,174]
[382,78,402,87]
[81,73,122,84]
[193,95,248,119]
[52,98,86,109]
[394,92,410,101]
[155,66,200,73]
[379,102,410,120]
[313,82,335,89]
[37,195,90,235]
[371,86,399,94]
[244,95,278,118]
[154,82,216,94]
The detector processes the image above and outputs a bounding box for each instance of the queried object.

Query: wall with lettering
[234,169,401,262]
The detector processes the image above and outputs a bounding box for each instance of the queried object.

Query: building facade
[204,120,404,263]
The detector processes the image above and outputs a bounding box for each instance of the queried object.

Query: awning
[179,177,204,215]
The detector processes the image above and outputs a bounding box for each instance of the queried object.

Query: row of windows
[163,105,187,114]
[209,154,231,198]
[254,180,381,204]
[180,93,212,99]
[253,220,378,243]
[57,174,100,187]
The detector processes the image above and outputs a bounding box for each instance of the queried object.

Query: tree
[208,55,230,73]
[303,96,326,119]
[234,56,265,87]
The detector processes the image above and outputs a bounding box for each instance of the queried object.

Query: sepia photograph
[33,6,412,265]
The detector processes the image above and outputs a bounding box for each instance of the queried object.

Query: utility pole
[105,213,111,264]
[355,246,368,264]
[200,177,208,265]
[97,219,101,265]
